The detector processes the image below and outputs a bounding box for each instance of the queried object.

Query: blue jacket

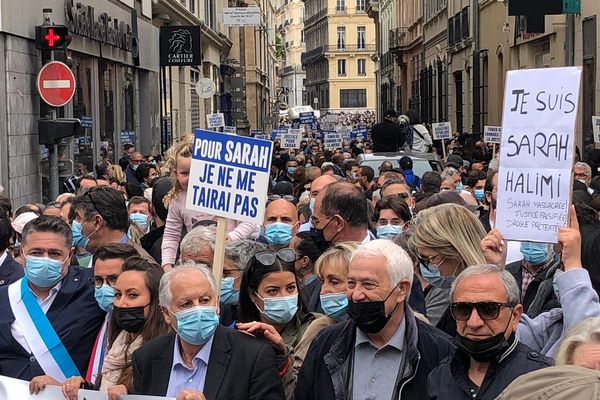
[0,266,105,380]
[0,252,23,287]
[403,169,421,190]
[294,304,454,400]
[517,268,600,357]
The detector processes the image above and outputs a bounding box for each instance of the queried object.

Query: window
[461,8,469,39]
[336,0,346,13]
[338,59,346,76]
[301,30,305,43]
[357,26,366,49]
[340,89,367,107]
[189,0,195,14]
[205,0,216,30]
[357,59,366,75]
[337,27,346,49]
[356,0,366,12]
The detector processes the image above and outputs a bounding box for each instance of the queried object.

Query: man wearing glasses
[124,151,145,187]
[427,264,553,399]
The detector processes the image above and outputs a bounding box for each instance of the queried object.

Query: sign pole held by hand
[213,217,228,294]
[441,139,446,160]
[492,143,496,159]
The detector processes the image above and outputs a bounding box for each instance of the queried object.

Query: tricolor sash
[85,318,109,383]
[8,278,80,382]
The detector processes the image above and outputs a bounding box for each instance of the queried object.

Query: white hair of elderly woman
[556,317,600,366]
[350,239,414,288]
[179,226,216,258]
[158,262,216,308]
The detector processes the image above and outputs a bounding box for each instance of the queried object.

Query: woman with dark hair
[290,231,322,311]
[374,195,412,240]
[61,257,168,400]
[236,248,328,399]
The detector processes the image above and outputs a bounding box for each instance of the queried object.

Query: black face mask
[347,287,398,334]
[310,217,338,253]
[113,305,148,333]
[455,326,514,362]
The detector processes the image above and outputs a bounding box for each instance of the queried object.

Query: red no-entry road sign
[36,61,76,107]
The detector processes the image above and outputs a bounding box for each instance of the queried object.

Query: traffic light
[38,118,81,145]
[35,25,71,51]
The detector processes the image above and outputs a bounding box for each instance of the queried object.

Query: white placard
[281,129,301,149]
[223,126,237,135]
[484,126,502,144]
[324,131,343,150]
[0,375,175,400]
[496,67,581,243]
[195,78,216,99]
[223,7,261,26]
[593,116,600,143]
[431,122,452,140]
[206,113,225,129]
[186,129,274,225]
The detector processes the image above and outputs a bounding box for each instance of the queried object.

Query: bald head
[264,199,298,226]
[310,174,337,198]
[315,181,368,228]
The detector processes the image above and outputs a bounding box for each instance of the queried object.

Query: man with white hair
[179,226,215,267]
[295,239,454,400]
[574,161,594,194]
[131,263,284,399]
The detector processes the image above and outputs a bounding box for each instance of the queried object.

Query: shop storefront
[0,0,160,205]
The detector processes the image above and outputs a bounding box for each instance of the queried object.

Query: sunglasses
[255,248,296,266]
[93,274,119,288]
[268,194,297,202]
[449,301,514,321]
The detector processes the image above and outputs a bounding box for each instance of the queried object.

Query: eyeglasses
[574,173,589,179]
[46,201,63,209]
[393,192,410,199]
[449,301,514,321]
[377,218,404,227]
[255,248,296,266]
[131,159,144,164]
[268,194,297,202]
[93,274,119,288]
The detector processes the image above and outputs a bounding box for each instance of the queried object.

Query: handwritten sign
[281,131,301,149]
[432,122,452,140]
[324,131,343,150]
[206,113,225,129]
[187,129,273,224]
[593,116,600,143]
[496,67,581,243]
[484,126,502,144]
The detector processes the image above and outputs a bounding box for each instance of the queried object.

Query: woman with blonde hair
[556,317,600,368]
[409,203,487,334]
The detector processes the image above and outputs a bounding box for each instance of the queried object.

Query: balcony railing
[326,44,376,53]
[301,46,325,64]
[389,25,422,50]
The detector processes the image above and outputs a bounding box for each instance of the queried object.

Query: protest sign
[271,127,288,141]
[299,112,315,124]
[0,375,176,400]
[496,67,581,243]
[187,129,273,225]
[351,125,368,140]
[223,126,237,135]
[324,131,343,150]
[483,126,502,144]
[282,131,301,149]
[431,122,452,140]
[249,130,263,137]
[593,116,600,143]
[206,113,225,129]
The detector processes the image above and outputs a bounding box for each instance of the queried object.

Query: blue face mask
[419,263,455,289]
[287,167,297,175]
[95,284,115,312]
[72,220,89,249]
[309,198,316,214]
[376,224,402,240]
[320,292,348,320]
[220,277,240,305]
[455,181,463,193]
[474,189,485,202]
[265,222,293,246]
[520,242,550,265]
[257,293,298,324]
[25,256,66,288]
[76,252,93,268]
[172,306,219,345]
[130,213,149,232]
